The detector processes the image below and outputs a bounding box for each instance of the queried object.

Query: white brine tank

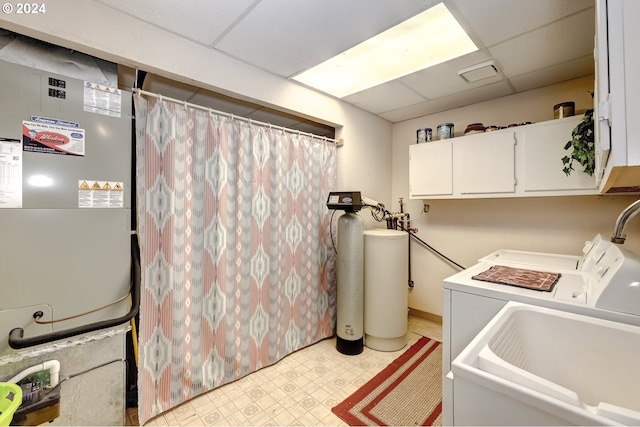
[364,229,408,351]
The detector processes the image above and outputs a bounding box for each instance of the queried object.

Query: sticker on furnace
[22,120,85,156]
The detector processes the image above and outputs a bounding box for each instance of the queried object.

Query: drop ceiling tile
[509,55,595,93]
[432,80,513,110]
[380,81,513,123]
[378,101,435,123]
[215,0,435,77]
[400,51,500,99]
[95,0,256,45]
[489,8,595,78]
[452,0,594,47]
[343,81,426,114]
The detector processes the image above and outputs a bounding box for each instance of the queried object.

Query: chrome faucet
[611,199,640,244]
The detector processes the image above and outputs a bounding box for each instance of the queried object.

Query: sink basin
[452,302,640,425]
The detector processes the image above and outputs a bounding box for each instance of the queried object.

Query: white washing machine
[442,234,640,425]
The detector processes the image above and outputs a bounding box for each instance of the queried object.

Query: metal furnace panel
[0,60,132,209]
[0,59,132,338]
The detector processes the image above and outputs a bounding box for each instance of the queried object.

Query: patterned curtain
[134,95,337,424]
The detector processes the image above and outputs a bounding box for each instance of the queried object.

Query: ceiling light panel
[293,2,478,98]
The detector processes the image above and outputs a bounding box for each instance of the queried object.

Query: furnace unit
[0,45,135,425]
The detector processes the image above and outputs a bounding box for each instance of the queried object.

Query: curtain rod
[133,88,343,146]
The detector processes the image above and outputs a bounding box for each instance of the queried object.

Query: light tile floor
[141,316,442,426]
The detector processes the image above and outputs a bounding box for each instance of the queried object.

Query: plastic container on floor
[0,382,22,426]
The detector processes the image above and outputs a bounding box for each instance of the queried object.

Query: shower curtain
[134,95,337,423]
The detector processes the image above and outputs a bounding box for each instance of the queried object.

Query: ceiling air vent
[458,60,499,83]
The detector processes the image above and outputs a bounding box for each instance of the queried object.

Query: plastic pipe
[7,360,60,387]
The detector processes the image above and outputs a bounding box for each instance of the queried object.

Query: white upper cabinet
[409,141,452,196]
[596,0,640,194]
[409,117,598,200]
[522,117,596,193]
[453,131,515,195]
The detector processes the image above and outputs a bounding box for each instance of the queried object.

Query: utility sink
[452,302,640,425]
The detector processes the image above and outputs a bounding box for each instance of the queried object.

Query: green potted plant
[562,108,594,176]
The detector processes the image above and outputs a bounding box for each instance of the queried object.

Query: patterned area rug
[332,336,442,426]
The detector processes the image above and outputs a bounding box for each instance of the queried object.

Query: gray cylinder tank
[364,229,408,351]
[336,212,364,355]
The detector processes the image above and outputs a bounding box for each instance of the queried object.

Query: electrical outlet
[423,203,430,213]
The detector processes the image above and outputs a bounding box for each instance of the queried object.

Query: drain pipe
[397,198,414,288]
[611,199,640,244]
[405,212,414,288]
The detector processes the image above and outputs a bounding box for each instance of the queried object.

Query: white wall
[392,76,640,316]
[334,105,394,230]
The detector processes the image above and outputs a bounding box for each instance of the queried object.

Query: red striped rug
[332,336,442,426]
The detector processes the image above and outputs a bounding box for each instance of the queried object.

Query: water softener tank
[336,212,364,355]
[364,229,408,351]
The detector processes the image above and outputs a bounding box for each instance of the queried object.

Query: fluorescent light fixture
[293,2,478,98]
[458,60,499,82]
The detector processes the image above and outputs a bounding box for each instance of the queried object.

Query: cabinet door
[623,0,640,166]
[594,0,611,186]
[597,0,640,193]
[522,117,596,192]
[453,131,516,194]
[409,142,453,197]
